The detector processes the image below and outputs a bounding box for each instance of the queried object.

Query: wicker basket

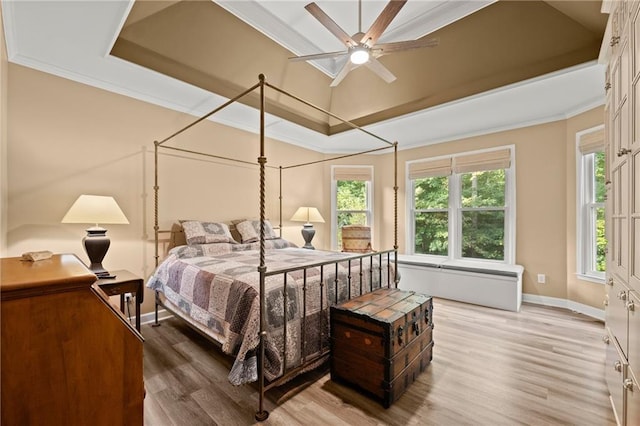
[341,225,373,253]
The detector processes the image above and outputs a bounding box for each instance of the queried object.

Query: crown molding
[380,0,495,42]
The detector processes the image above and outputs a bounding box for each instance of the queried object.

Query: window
[577,126,606,282]
[414,175,449,255]
[460,169,506,260]
[331,166,373,250]
[408,147,515,263]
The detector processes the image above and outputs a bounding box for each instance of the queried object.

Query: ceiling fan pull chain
[358,0,362,33]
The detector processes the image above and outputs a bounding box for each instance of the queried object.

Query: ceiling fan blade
[289,51,348,62]
[373,37,439,55]
[305,3,356,47]
[364,57,396,83]
[330,60,356,87]
[360,0,407,47]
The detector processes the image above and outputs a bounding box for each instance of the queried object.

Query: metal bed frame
[152,74,399,421]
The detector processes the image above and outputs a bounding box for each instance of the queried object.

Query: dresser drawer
[606,278,630,355]
[605,327,627,425]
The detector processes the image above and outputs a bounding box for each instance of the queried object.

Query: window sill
[576,273,605,285]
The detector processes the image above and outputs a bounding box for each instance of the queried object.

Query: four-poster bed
[148,74,399,421]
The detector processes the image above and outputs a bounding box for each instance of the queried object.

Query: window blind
[333,166,372,181]
[408,158,452,179]
[578,128,605,154]
[452,148,511,173]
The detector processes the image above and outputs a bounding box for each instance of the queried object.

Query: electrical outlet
[124,292,134,301]
[537,274,546,284]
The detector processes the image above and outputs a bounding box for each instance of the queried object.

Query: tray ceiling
[2,0,608,152]
[112,0,607,135]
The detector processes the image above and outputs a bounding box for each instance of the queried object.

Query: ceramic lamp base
[301,224,316,249]
[83,227,111,277]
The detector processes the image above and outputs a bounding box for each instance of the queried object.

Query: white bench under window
[397,255,524,312]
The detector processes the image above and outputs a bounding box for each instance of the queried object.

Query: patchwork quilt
[147,242,397,385]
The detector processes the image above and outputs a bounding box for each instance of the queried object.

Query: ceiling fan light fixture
[350,47,369,65]
[297,1,431,85]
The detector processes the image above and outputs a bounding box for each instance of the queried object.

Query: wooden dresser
[330,287,433,407]
[1,254,144,426]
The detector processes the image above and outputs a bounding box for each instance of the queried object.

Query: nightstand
[96,270,144,332]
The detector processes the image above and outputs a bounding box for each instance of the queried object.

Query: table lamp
[290,206,325,249]
[62,194,129,278]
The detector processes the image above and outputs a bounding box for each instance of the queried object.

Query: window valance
[578,128,605,154]
[333,166,373,181]
[409,148,512,180]
[452,148,511,173]
[408,158,452,179]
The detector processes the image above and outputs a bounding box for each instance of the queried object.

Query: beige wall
[6,64,325,315]
[374,107,605,309]
[5,60,605,313]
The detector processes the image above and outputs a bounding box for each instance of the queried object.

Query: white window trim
[575,125,605,284]
[331,165,374,251]
[405,145,517,265]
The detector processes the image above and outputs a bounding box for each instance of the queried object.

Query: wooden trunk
[330,287,433,407]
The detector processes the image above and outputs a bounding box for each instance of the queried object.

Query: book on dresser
[0,253,144,426]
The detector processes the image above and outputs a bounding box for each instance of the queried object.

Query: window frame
[331,165,374,251]
[576,125,606,284]
[411,175,451,256]
[455,169,509,261]
[406,146,516,265]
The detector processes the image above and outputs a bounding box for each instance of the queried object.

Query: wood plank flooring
[142,299,616,425]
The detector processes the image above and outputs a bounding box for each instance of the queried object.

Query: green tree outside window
[414,176,448,255]
[594,151,606,272]
[460,170,505,261]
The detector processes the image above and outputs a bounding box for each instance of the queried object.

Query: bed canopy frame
[153,74,399,421]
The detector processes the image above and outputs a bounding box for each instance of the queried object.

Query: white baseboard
[139,308,172,326]
[523,293,605,321]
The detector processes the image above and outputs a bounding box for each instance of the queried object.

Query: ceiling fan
[290,0,439,87]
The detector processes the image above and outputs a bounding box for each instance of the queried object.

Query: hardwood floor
[142,299,616,425]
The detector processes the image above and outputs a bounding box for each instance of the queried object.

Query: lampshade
[290,207,325,224]
[62,195,129,278]
[62,195,129,225]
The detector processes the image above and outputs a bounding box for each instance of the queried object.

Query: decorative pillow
[235,219,277,243]
[181,221,236,245]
